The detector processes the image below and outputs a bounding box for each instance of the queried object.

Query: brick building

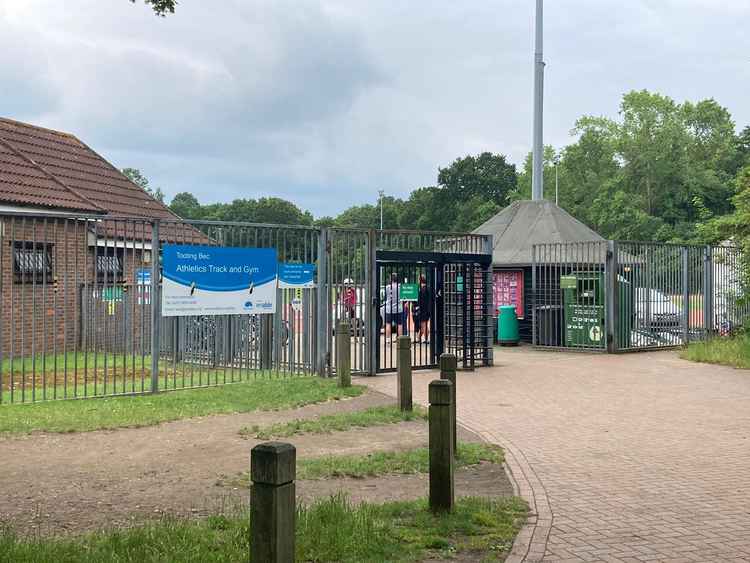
[0,117,180,359]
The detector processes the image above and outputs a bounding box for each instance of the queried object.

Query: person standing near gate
[416,274,432,343]
[384,272,402,339]
[343,278,357,320]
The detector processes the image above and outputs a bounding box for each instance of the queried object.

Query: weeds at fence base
[1,352,333,405]
[0,494,527,562]
[681,334,750,369]
[0,377,365,434]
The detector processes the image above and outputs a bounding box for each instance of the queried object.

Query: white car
[634,288,682,328]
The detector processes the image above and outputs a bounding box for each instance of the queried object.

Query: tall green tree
[169,192,202,219]
[437,152,517,208]
[513,145,559,203]
[561,90,738,241]
[122,167,165,203]
[129,0,176,16]
[167,194,313,226]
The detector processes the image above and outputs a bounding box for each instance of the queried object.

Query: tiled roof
[0,118,179,220]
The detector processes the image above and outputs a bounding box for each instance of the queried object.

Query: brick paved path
[361,348,750,563]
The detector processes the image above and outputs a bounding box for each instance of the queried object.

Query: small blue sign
[136,268,151,286]
[161,245,277,317]
[278,263,316,288]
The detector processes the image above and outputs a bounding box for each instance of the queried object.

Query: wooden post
[397,335,412,411]
[440,353,457,456]
[250,442,296,563]
[336,321,351,387]
[429,379,454,513]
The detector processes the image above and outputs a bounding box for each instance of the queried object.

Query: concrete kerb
[354,374,549,563]
[456,417,551,563]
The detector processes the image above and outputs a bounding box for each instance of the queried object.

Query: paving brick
[363,347,750,562]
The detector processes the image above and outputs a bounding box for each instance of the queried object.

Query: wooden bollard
[429,379,455,513]
[440,353,458,457]
[397,335,412,411]
[251,442,296,563]
[336,321,351,387]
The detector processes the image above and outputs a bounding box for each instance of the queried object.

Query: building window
[96,247,124,281]
[13,242,53,283]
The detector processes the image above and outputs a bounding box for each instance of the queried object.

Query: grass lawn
[681,333,750,369]
[240,405,427,439]
[0,377,364,434]
[295,442,504,480]
[0,352,282,403]
[0,352,150,375]
[0,494,527,562]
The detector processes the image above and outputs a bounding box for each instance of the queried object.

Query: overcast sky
[1,0,748,216]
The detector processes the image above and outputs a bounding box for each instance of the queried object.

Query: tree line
[125,89,750,249]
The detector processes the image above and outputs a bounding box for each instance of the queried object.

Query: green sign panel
[399,283,419,301]
[456,275,464,292]
[560,275,577,289]
[102,286,123,302]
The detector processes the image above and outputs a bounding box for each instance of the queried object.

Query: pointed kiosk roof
[473,200,604,266]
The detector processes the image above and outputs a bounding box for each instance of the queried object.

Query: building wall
[0,215,152,359]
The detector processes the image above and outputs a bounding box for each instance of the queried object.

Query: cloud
[1,0,748,215]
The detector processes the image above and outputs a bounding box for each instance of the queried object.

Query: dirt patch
[296,460,513,505]
[0,390,514,537]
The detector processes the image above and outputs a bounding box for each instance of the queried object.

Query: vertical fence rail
[533,240,748,353]
[532,241,609,351]
[0,213,483,405]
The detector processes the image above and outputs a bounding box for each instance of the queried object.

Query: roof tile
[0,117,180,220]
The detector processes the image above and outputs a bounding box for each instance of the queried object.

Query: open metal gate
[375,246,493,373]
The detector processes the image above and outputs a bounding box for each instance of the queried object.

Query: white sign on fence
[161,245,278,317]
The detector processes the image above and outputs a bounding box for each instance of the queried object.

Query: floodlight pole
[555,160,559,205]
[531,0,545,202]
[379,189,385,230]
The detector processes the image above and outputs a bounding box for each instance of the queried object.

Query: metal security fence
[0,214,155,403]
[532,240,749,352]
[0,212,494,404]
[532,242,610,351]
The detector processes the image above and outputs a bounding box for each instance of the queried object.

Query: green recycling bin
[561,273,605,349]
[497,305,520,346]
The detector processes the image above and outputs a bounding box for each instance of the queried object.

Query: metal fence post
[605,240,619,353]
[250,442,296,563]
[682,246,690,343]
[367,229,378,375]
[150,219,160,393]
[316,228,329,377]
[532,245,537,346]
[703,246,714,337]
[397,335,412,411]
[429,379,454,513]
[483,259,494,367]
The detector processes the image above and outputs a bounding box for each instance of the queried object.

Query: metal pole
[379,189,384,230]
[555,162,559,205]
[150,220,161,393]
[316,228,329,376]
[682,247,690,344]
[531,0,545,201]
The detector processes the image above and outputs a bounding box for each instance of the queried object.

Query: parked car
[635,288,682,328]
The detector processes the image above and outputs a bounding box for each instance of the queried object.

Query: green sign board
[560,275,577,289]
[102,286,124,302]
[399,283,419,301]
[456,275,464,292]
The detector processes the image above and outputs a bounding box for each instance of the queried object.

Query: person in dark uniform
[416,274,432,343]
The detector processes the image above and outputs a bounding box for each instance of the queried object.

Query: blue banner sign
[278,262,316,289]
[162,245,277,317]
